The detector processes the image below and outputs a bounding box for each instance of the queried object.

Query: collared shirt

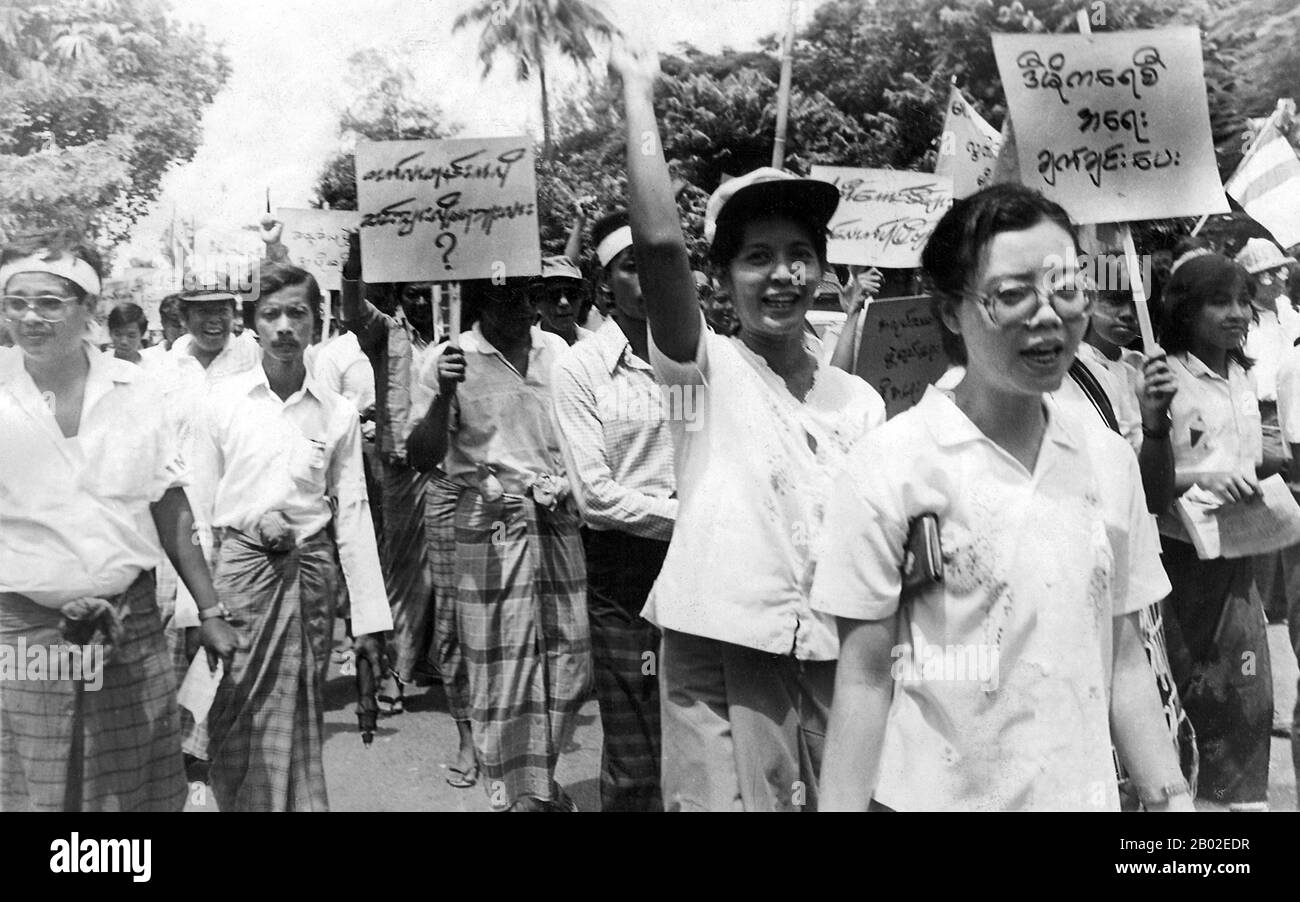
[346,294,430,458]
[190,365,391,636]
[1059,343,1143,452]
[811,388,1169,810]
[411,324,570,495]
[552,319,676,541]
[1276,343,1300,444]
[170,330,261,382]
[1159,352,1263,540]
[306,331,376,414]
[0,344,186,606]
[647,315,886,661]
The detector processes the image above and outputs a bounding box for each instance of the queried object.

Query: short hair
[158,294,183,327]
[921,184,1077,365]
[254,262,322,326]
[108,302,148,333]
[1160,253,1253,371]
[707,211,828,273]
[0,229,104,302]
[590,209,630,255]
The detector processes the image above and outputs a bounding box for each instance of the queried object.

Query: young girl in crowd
[610,41,885,812]
[1157,253,1273,811]
[813,185,1189,811]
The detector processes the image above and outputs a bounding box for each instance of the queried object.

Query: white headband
[0,254,102,297]
[1169,247,1211,277]
[595,226,634,269]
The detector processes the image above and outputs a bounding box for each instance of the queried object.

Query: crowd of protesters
[4,41,1300,813]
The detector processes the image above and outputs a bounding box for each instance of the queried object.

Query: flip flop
[446,764,478,789]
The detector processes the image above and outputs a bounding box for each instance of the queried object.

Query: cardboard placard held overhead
[355,136,541,284]
[852,294,949,420]
[991,26,1229,224]
[278,208,360,292]
[935,85,1003,199]
[811,167,954,269]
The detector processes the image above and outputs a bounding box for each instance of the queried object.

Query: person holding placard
[408,278,590,812]
[190,262,390,812]
[1156,253,1273,811]
[611,41,886,811]
[815,185,1188,812]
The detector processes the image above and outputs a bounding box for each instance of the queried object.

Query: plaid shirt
[552,319,676,541]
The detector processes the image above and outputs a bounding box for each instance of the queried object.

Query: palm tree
[453,0,620,159]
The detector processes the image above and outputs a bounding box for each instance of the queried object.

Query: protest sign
[277,208,360,292]
[991,26,1229,224]
[935,85,1003,199]
[811,167,954,269]
[853,294,948,419]
[355,136,541,283]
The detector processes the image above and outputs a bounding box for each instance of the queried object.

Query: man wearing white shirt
[190,262,389,812]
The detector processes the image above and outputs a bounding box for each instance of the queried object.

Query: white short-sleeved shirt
[1277,344,1300,444]
[648,316,886,660]
[811,387,1169,810]
[1074,342,1143,452]
[1159,352,1263,540]
[0,344,186,606]
[1245,306,1289,403]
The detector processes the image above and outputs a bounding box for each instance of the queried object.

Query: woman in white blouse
[610,42,885,811]
[813,185,1189,811]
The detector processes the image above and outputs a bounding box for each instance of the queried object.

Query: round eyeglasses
[963,278,1093,327]
[2,294,81,323]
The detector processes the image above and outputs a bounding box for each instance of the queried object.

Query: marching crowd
[3,42,1299,813]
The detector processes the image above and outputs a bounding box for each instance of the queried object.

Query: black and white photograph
[1,0,1299,877]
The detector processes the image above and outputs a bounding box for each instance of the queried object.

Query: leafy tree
[0,0,229,247]
[452,0,619,159]
[311,49,461,210]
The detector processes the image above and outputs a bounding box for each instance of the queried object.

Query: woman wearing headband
[0,230,241,811]
[611,42,885,811]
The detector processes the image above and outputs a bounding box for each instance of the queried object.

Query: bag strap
[1068,358,1121,435]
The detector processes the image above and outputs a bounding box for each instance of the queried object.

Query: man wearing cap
[538,255,593,346]
[552,208,676,811]
[408,277,591,812]
[340,235,438,689]
[1238,237,1300,626]
[612,42,885,811]
[0,230,241,811]
[190,262,389,811]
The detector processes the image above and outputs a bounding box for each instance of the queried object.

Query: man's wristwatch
[199,602,231,622]
[1137,778,1190,807]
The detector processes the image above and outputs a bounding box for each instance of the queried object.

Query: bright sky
[120,0,823,269]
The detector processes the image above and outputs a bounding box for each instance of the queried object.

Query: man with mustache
[189,262,390,811]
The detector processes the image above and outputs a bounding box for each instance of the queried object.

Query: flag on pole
[935,85,1002,198]
[1226,110,1300,248]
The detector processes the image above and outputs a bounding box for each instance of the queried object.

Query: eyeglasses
[2,294,80,322]
[1259,269,1291,287]
[963,277,1093,327]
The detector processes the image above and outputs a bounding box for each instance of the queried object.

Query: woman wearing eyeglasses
[813,185,1189,811]
[0,231,242,811]
[407,277,591,811]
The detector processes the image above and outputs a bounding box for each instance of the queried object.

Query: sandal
[446,764,478,789]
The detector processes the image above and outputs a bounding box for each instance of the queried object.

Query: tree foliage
[0,0,229,248]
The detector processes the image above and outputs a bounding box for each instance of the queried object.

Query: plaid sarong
[207,530,339,812]
[455,488,591,807]
[0,572,186,812]
[424,473,468,720]
[380,458,433,682]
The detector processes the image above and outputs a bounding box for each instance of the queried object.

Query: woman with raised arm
[610,41,886,812]
[812,185,1191,811]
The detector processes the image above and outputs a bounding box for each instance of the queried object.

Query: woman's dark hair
[920,184,1077,365]
[0,229,104,302]
[108,302,148,333]
[1159,252,1253,371]
[707,211,828,274]
[255,261,322,326]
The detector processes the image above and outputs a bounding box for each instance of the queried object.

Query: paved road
[187,623,1300,812]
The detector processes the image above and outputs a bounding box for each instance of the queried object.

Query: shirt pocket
[287,434,328,495]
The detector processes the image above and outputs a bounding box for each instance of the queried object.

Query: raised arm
[564,198,589,261]
[340,229,391,354]
[611,40,700,363]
